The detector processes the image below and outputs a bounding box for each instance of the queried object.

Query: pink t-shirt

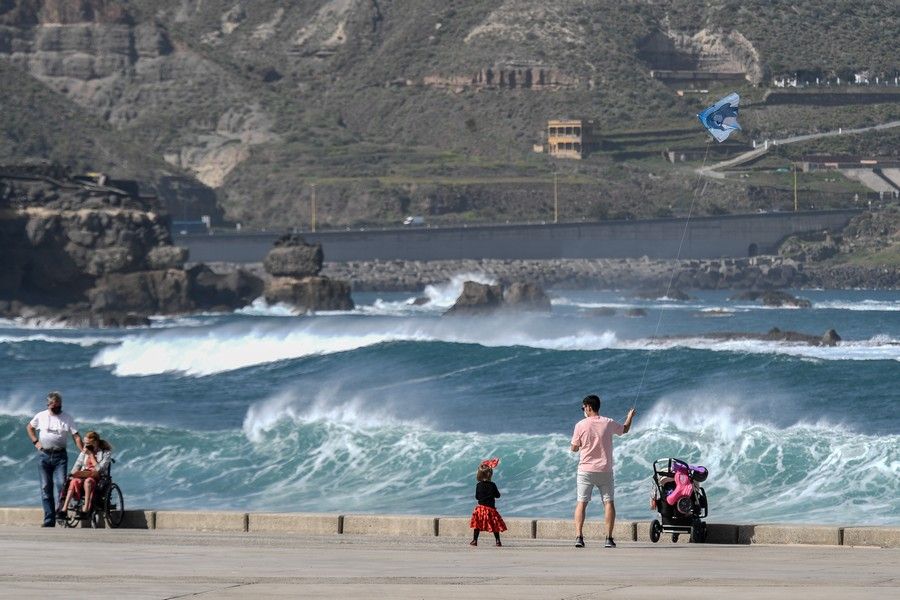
[571,416,625,473]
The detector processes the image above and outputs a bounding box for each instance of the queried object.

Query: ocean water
[1,274,898,525]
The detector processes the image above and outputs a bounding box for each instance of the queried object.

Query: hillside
[0,0,897,229]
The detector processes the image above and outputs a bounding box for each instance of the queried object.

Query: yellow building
[547,119,592,159]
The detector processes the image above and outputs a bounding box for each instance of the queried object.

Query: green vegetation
[1,0,897,228]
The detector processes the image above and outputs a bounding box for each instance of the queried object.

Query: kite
[480,457,500,469]
[698,92,741,142]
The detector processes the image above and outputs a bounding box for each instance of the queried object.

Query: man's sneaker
[604,538,616,548]
[575,536,585,548]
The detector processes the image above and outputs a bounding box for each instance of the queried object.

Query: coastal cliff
[0,165,260,325]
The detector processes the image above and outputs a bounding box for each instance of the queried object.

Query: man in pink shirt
[571,394,635,548]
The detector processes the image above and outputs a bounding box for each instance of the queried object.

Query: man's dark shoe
[604,538,616,548]
[41,522,54,527]
[575,536,585,548]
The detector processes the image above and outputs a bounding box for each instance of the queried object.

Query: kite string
[499,140,713,484]
[631,138,713,410]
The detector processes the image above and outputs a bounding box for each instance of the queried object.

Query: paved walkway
[1,526,898,599]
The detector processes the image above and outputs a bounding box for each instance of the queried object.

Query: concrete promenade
[1,526,899,599]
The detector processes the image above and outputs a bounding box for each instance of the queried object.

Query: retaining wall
[176,210,860,263]
[2,508,897,547]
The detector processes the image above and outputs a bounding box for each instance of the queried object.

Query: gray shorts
[576,470,614,503]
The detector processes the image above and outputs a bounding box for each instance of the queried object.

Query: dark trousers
[38,450,68,526]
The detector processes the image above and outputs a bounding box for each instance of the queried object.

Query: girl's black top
[475,481,501,508]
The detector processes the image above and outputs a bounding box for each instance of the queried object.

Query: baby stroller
[649,458,708,543]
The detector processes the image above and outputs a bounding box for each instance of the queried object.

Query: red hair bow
[481,457,500,469]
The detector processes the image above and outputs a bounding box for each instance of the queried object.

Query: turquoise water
[1,275,898,524]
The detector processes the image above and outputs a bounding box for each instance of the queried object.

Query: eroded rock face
[0,166,261,325]
[0,1,275,194]
[445,280,551,315]
[729,290,812,308]
[445,281,504,315]
[264,276,353,312]
[260,233,353,311]
[503,281,551,311]
[660,328,842,347]
[185,264,263,312]
[263,235,323,278]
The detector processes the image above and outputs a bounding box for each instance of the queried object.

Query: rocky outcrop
[503,282,551,311]
[186,264,264,312]
[634,288,691,301]
[670,328,842,347]
[263,234,323,277]
[445,280,550,315]
[730,290,812,308]
[261,234,353,312]
[424,65,578,92]
[264,276,353,311]
[444,281,504,315]
[0,166,261,325]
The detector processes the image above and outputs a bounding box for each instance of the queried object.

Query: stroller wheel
[649,519,662,543]
[690,520,708,544]
[671,533,680,543]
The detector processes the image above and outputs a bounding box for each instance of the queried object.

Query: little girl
[469,458,507,547]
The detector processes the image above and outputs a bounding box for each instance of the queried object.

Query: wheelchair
[57,459,125,529]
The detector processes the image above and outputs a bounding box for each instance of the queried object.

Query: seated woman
[59,431,112,516]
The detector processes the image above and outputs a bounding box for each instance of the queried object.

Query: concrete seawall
[3,508,897,547]
[176,210,860,263]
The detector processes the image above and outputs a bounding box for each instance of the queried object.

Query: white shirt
[29,410,78,450]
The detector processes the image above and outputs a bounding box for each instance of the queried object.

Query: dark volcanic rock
[669,328,842,347]
[634,287,691,301]
[503,282,551,312]
[187,264,264,311]
[729,290,811,308]
[412,296,431,306]
[0,166,253,325]
[625,308,647,317]
[445,280,552,315]
[147,245,188,270]
[264,276,354,311]
[260,234,353,311]
[264,244,323,278]
[445,281,503,315]
[821,329,842,346]
[88,269,194,315]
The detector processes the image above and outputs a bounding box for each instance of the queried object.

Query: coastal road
[698,119,900,178]
[1,527,898,599]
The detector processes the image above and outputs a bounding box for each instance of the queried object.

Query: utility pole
[793,166,798,212]
[553,172,559,224]
[311,183,317,232]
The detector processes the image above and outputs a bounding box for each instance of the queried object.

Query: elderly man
[26,392,83,526]
[571,394,635,548]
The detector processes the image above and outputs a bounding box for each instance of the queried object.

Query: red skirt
[470,505,507,533]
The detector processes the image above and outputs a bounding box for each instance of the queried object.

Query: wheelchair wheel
[104,483,124,528]
[63,507,80,528]
[649,519,662,543]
